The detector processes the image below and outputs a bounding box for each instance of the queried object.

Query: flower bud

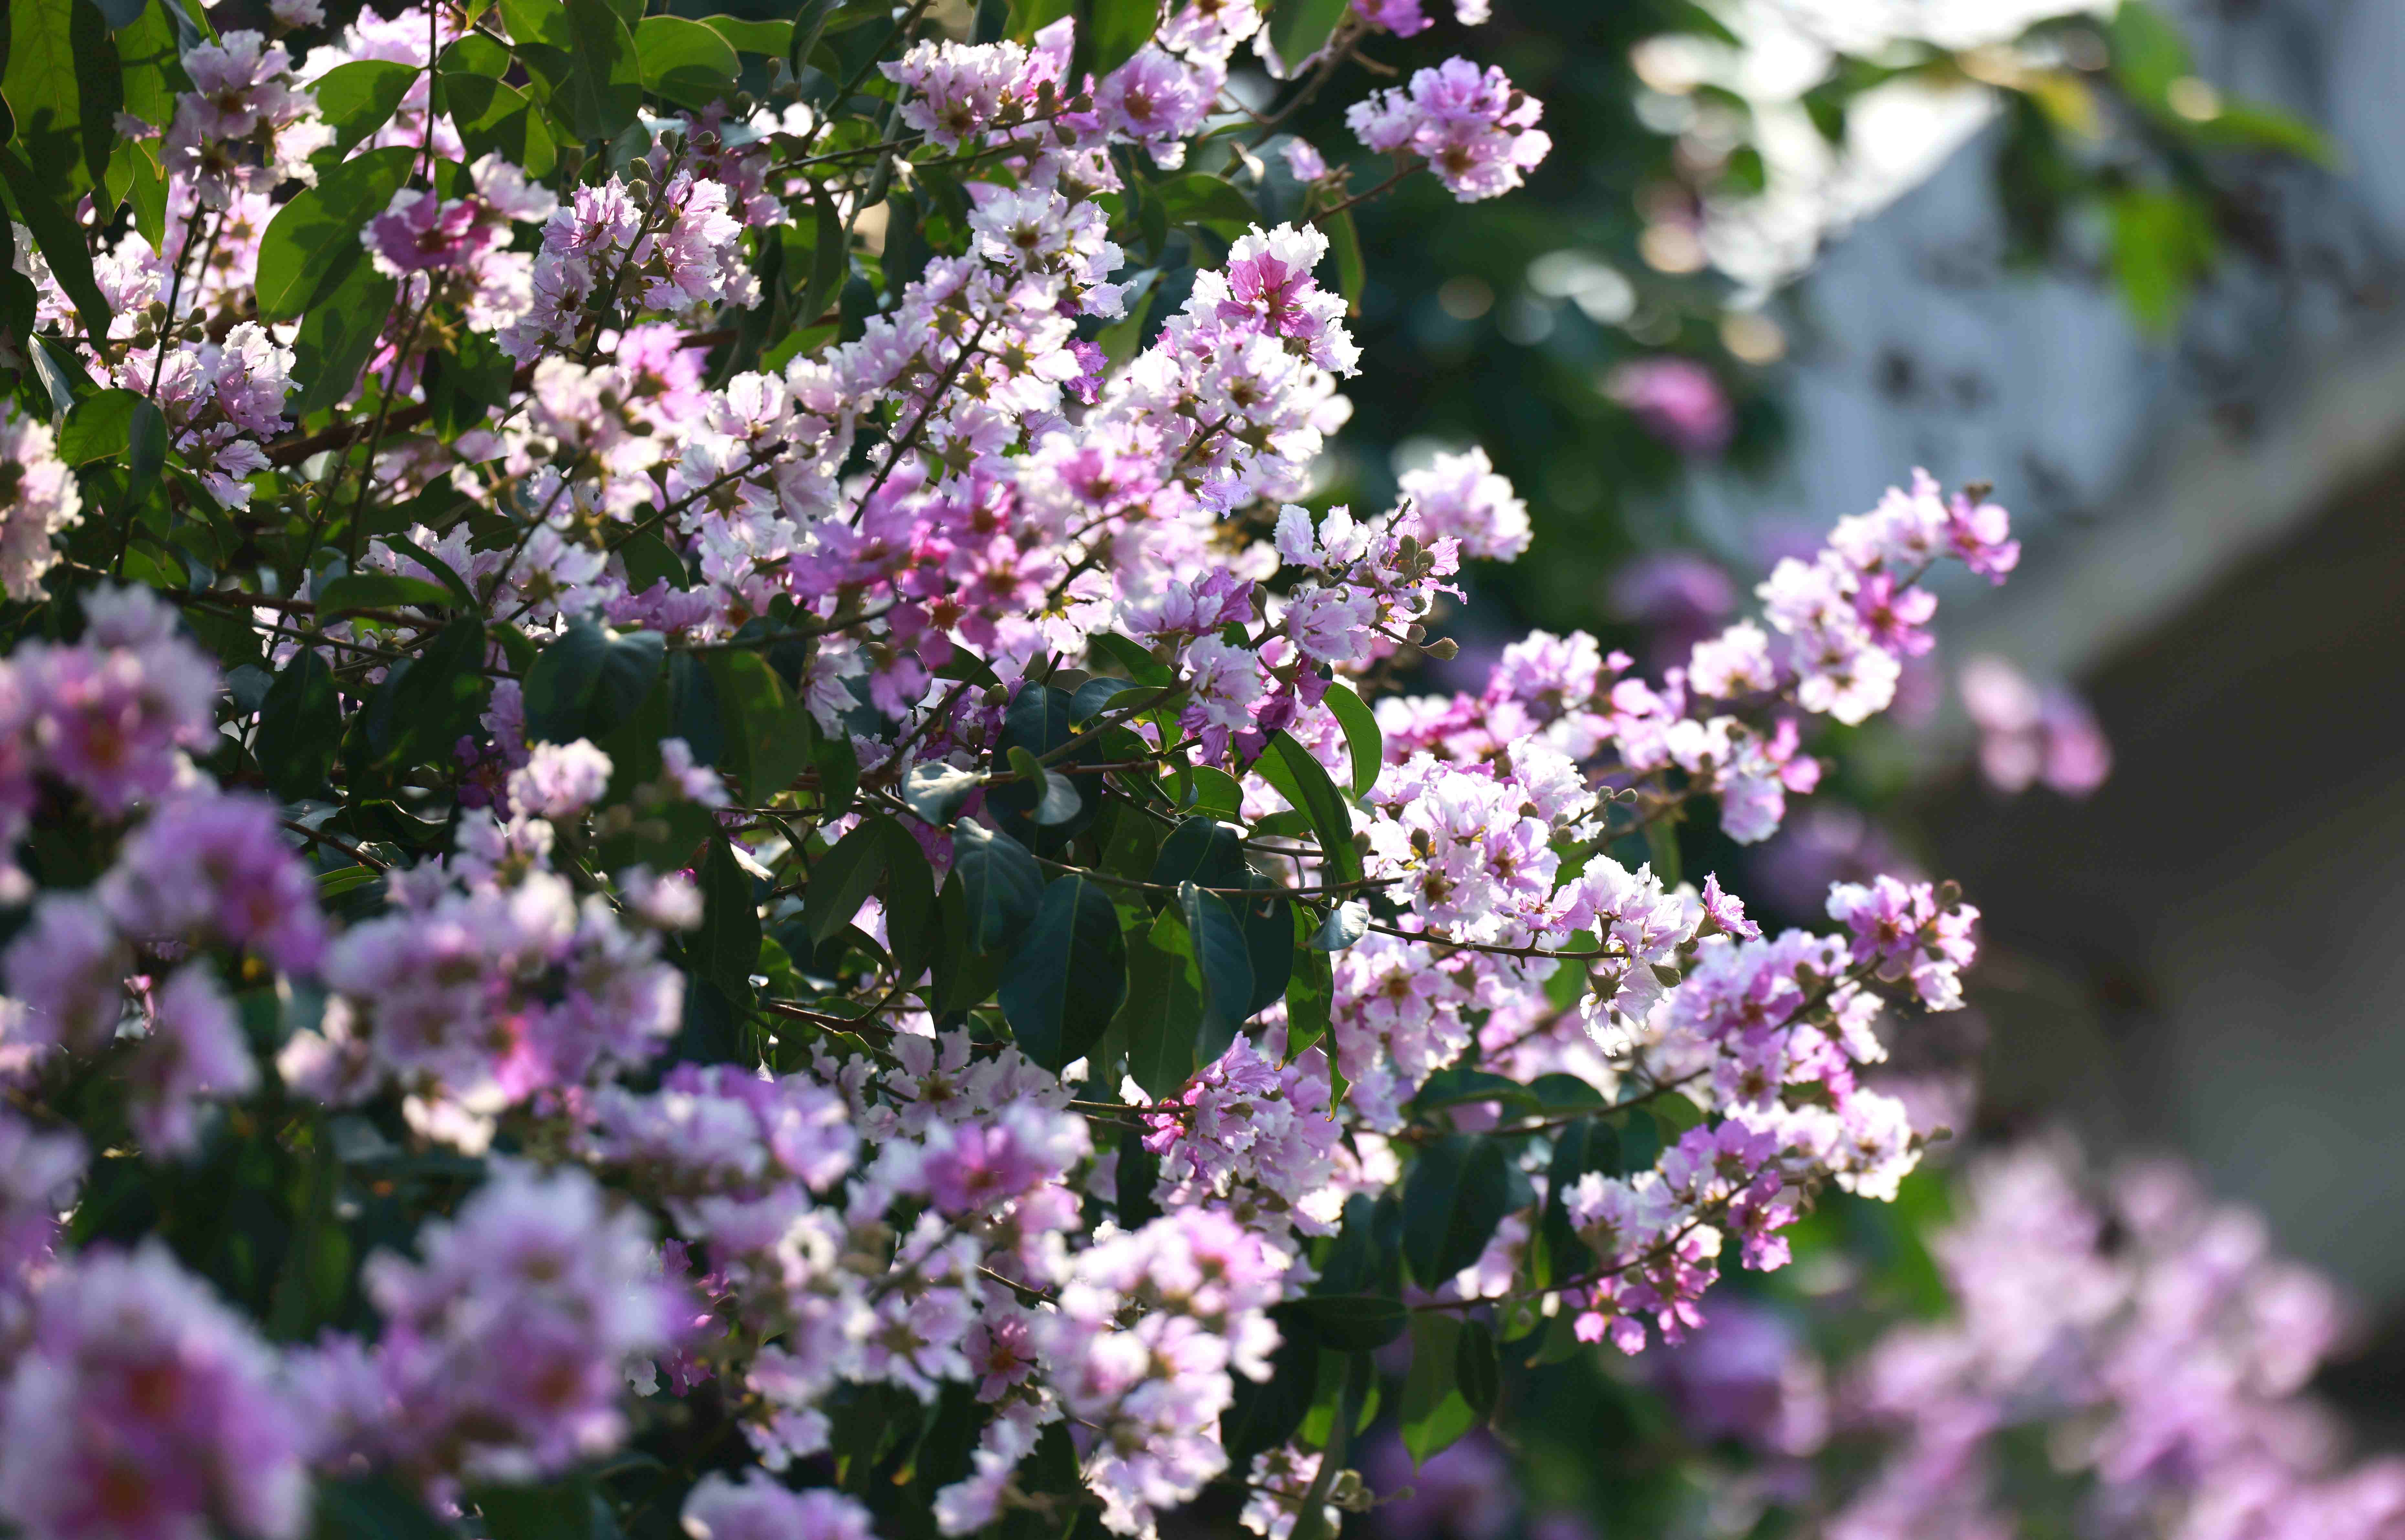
[1423,637,1458,660]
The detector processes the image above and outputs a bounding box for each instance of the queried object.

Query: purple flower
[0,1243,310,1540]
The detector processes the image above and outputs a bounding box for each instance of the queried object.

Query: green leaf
[421,329,517,441]
[1119,906,1202,1098]
[367,615,487,770]
[1324,205,1364,313]
[0,146,111,339]
[998,873,1128,1072]
[1539,1116,1620,1283]
[257,648,341,802]
[1235,876,1293,1017]
[1284,1293,1407,1351]
[635,15,742,109]
[700,14,792,53]
[2107,0,2191,106]
[694,834,763,1004]
[523,617,666,744]
[55,387,141,464]
[1454,1318,1500,1424]
[1402,1134,1513,1289]
[123,396,165,499]
[437,69,556,178]
[501,0,642,143]
[310,1476,456,1540]
[1088,630,1173,686]
[1179,880,1254,1066]
[2189,97,2340,168]
[285,264,399,419]
[1182,765,1242,820]
[803,815,892,947]
[1148,815,1244,889]
[1398,1314,1477,1467]
[1088,0,1157,76]
[2108,187,2215,336]
[1412,1065,1536,1112]
[880,818,939,984]
[1285,939,1331,1064]
[316,573,454,617]
[1150,172,1257,239]
[254,144,415,323]
[953,820,1043,954]
[1323,681,1382,799]
[1266,0,1347,72]
[1256,730,1361,885]
[704,648,813,802]
[312,59,418,156]
[3,0,120,203]
[439,32,513,75]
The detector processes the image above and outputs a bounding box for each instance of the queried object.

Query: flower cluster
[0,2,2025,1538]
[1832,1142,2405,1540]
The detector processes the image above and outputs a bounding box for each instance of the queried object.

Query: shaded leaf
[998,873,1128,1072]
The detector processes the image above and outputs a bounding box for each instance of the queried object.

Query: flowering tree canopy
[0,1,2024,1537]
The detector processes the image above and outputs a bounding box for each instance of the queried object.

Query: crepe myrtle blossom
[0,2,2040,1535]
[1348,58,1553,201]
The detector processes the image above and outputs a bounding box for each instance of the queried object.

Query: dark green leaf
[368,615,487,770]
[523,618,666,744]
[1148,815,1244,889]
[1412,1066,1536,1112]
[256,648,340,802]
[421,329,517,441]
[312,59,417,156]
[694,835,763,1004]
[803,816,891,946]
[124,398,165,500]
[1308,899,1367,951]
[2107,0,2191,105]
[502,0,643,142]
[1323,681,1382,799]
[1256,730,1360,885]
[1119,907,1201,1099]
[1283,1293,1407,1351]
[310,1475,455,1540]
[1454,1318,1500,1424]
[1179,880,1253,1066]
[953,820,1042,954]
[254,145,415,323]
[998,873,1128,1072]
[1220,1326,1317,1463]
[0,146,110,339]
[316,573,454,617]
[1402,1134,1513,1289]
[881,818,939,983]
[704,648,813,801]
[903,761,983,825]
[635,15,741,109]
[1539,1116,1620,1282]
[1324,205,1364,313]
[1398,1313,1477,1467]
[1235,877,1293,1017]
[1087,631,1172,685]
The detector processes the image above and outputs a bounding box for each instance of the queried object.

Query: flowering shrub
[0,0,2019,1536]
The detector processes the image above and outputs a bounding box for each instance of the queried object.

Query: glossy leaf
[1179,880,1254,1067]
[256,649,340,802]
[803,816,891,947]
[254,146,415,323]
[312,59,417,156]
[1256,730,1362,885]
[1120,908,1202,1099]
[953,820,1042,955]
[1323,680,1383,799]
[693,835,763,1004]
[635,15,741,110]
[1398,1313,1478,1467]
[998,873,1128,1073]
[523,618,666,746]
[1402,1134,1514,1289]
